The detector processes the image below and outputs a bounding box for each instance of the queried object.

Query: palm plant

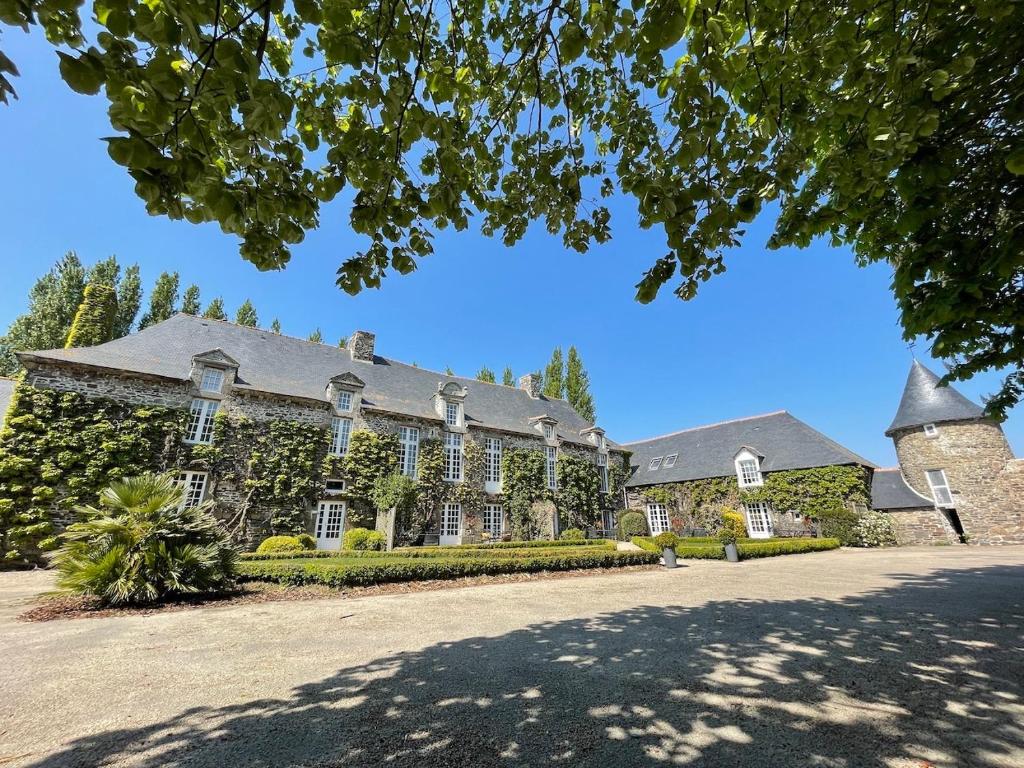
[53,473,237,605]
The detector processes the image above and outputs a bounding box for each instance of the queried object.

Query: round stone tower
[887,360,1023,544]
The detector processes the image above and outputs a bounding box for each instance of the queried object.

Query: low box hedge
[237,549,659,588]
[398,538,607,551]
[240,542,616,561]
[631,536,841,560]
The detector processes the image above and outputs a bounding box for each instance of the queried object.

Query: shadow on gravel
[28,565,1024,767]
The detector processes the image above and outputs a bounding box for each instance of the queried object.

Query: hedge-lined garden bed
[632,536,840,560]
[240,541,617,561]
[397,538,606,551]
[238,548,658,588]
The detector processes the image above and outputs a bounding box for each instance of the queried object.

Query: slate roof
[17,314,604,447]
[870,468,934,510]
[886,360,985,435]
[0,377,15,429]
[623,411,876,487]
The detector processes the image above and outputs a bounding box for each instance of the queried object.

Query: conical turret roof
[886,360,985,436]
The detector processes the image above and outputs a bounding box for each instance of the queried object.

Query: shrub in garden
[256,535,305,554]
[560,528,586,541]
[815,508,860,545]
[53,473,236,605]
[654,532,679,550]
[852,511,898,547]
[343,527,386,551]
[297,533,316,550]
[719,508,747,539]
[619,510,648,538]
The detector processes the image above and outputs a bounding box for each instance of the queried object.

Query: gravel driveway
[2,546,1023,768]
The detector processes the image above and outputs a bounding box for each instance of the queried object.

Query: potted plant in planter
[718,527,740,562]
[654,532,680,568]
[718,508,746,563]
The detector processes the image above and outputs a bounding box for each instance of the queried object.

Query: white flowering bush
[852,511,898,547]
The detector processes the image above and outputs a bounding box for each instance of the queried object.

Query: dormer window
[543,423,554,440]
[336,390,353,412]
[923,423,939,438]
[664,454,678,468]
[445,401,461,427]
[648,457,663,471]
[735,450,763,487]
[200,367,224,393]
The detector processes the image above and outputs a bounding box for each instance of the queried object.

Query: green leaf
[1007,149,1024,176]
[57,51,104,95]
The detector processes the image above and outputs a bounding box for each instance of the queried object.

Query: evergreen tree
[308,328,323,343]
[502,366,514,387]
[139,272,179,329]
[0,252,86,374]
[270,318,281,334]
[65,283,118,348]
[87,256,120,287]
[565,346,596,422]
[180,284,201,315]
[202,297,226,320]
[113,264,142,337]
[476,366,495,383]
[337,336,347,348]
[234,299,258,327]
[542,347,564,399]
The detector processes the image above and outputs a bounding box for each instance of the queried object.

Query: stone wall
[893,420,1024,545]
[886,507,960,546]
[25,363,192,409]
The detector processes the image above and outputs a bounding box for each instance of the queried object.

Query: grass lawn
[237,542,658,587]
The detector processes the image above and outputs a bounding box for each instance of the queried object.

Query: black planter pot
[662,547,678,568]
[724,542,739,562]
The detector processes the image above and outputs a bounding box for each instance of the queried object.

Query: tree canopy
[2,0,1022,412]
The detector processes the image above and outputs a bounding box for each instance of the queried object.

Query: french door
[744,502,773,539]
[440,503,462,546]
[315,500,346,550]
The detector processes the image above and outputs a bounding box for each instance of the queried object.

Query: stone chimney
[349,330,375,363]
[518,373,541,399]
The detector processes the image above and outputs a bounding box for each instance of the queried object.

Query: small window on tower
[923,423,939,438]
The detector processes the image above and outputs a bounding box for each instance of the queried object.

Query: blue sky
[2,27,1020,466]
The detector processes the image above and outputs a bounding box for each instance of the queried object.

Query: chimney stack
[518,373,541,399]
[349,330,375,363]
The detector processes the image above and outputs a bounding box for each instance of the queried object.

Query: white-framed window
[664,454,678,468]
[923,423,939,438]
[543,423,554,440]
[324,478,346,496]
[736,453,763,487]
[176,471,208,509]
[484,437,502,486]
[648,456,663,471]
[330,416,352,456]
[545,445,558,489]
[445,401,460,427]
[597,452,608,493]
[444,431,463,481]
[441,502,462,537]
[199,367,224,393]
[646,503,669,535]
[336,390,353,412]
[925,469,954,507]
[483,503,503,537]
[185,398,218,444]
[398,426,420,477]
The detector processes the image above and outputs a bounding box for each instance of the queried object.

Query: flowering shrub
[852,511,898,547]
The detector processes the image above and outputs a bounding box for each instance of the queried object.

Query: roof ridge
[176,312,344,350]
[621,410,789,445]
[784,412,878,468]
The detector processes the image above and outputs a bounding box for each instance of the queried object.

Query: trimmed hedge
[397,538,608,551]
[632,536,841,560]
[256,535,305,554]
[240,543,615,561]
[238,549,659,588]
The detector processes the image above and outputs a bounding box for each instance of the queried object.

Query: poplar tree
[139,272,179,329]
[502,367,514,387]
[180,284,201,315]
[202,298,226,320]
[65,283,118,348]
[542,348,564,399]
[270,318,281,334]
[113,264,142,337]
[476,366,495,383]
[565,346,596,422]
[234,299,258,327]
[87,255,120,287]
[308,328,323,343]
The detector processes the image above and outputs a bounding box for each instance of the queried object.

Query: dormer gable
[580,426,606,449]
[434,381,468,428]
[530,414,559,442]
[190,349,239,393]
[326,372,365,413]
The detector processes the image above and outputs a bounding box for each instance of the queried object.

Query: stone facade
[887,507,960,546]
[893,419,1024,545]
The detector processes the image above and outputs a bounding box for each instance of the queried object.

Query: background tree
[65,283,118,348]
[270,318,282,334]
[307,328,323,343]
[138,272,179,329]
[234,299,258,327]
[113,264,142,337]
[8,1,1022,412]
[565,346,596,422]
[180,284,201,315]
[337,336,347,348]
[445,366,454,376]
[543,348,564,399]
[476,366,495,383]
[201,298,226,321]
[502,367,515,387]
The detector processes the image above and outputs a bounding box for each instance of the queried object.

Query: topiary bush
[653,531,679,550]
[52,473,237,605]
[256,535,304,554]
[719,508,747,539]
[343,527,386,551]
[296,533,316,550]
[560,527,586,541]
[852,511,898,547]
[619,510,648,538]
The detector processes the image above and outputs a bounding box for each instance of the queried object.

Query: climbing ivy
[556,454,601,530]
[0,384,187,565]
[341,429,399,527]
[413,438,447,534]
[740,466,871,516]
[449,438,485,520]
[501,448,549,540]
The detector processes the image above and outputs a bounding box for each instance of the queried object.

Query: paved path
[2,546,1023,767]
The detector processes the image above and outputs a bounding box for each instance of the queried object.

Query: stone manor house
[1,314,1022,551]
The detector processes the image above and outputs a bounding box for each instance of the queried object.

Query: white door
[440,503,462,546]
[744,502,772,539]
[315,500,346,550]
